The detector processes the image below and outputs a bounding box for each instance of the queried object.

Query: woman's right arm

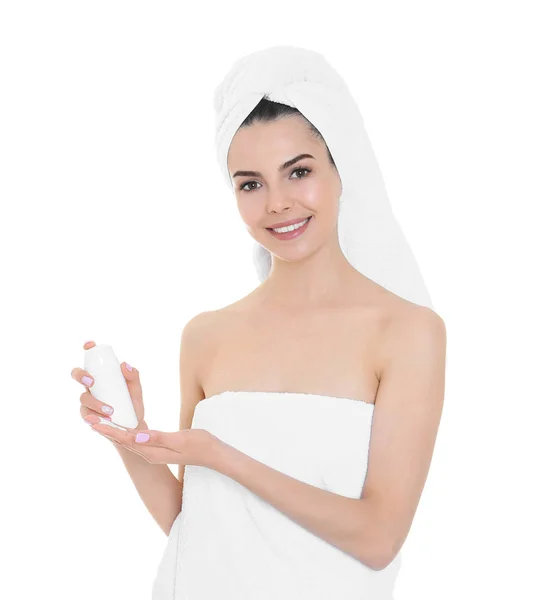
[113,443,183,537]
[114,313,207,536]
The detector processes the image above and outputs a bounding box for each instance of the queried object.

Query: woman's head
[214,46,434,307]
[227,96,343,268]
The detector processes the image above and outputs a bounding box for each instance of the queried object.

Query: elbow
[370,552,394,572]
[363,500,405,570]
[369,534,402,571]
[357,498,404,570]
[368,549,393,571]
[355,530,396,571]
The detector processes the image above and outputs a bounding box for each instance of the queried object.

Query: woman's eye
[291,167,311,179]
[239,167,311,193]
[240,181,261,192]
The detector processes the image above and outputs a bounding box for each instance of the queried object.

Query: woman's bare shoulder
[377,297,445,367]
[184,301,249,341]
[181,309,225,354]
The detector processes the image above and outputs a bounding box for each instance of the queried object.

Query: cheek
[237,197,261,227]
[302,181,331,211]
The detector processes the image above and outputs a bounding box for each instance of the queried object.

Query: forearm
[115,444,182,536]
[216,443,388,569]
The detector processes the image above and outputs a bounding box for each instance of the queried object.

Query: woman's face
[227,115,342,261]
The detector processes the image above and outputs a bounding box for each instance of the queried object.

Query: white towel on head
[213,44,433,308]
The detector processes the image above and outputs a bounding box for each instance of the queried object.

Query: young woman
[76,46,446,599]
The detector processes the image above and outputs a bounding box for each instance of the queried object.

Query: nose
[266,187,294,215]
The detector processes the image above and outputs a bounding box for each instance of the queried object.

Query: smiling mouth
[265,216,312,231]
[265,216,313,240]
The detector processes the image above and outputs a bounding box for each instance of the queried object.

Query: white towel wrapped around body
[151,391,402,599]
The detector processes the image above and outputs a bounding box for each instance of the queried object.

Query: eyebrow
[232,153,315,179]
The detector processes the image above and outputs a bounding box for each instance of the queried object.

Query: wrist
[211,440,238,474]
[114,439,150,464]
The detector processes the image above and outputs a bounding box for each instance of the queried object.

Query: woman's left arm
[214,439,387,569]
[213,307,447,571]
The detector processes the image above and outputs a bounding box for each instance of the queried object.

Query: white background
[1,1,541,598]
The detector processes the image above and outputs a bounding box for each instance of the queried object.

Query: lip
[266,216,312,240]
[266,216,311,229]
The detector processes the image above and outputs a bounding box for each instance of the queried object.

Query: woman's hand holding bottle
[72,340,148,449]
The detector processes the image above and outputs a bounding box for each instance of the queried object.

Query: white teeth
[271,218,309,233]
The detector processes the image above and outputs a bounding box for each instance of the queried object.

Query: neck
[255,241,365,310]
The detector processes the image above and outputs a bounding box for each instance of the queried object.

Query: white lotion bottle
[84,344,139,429]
